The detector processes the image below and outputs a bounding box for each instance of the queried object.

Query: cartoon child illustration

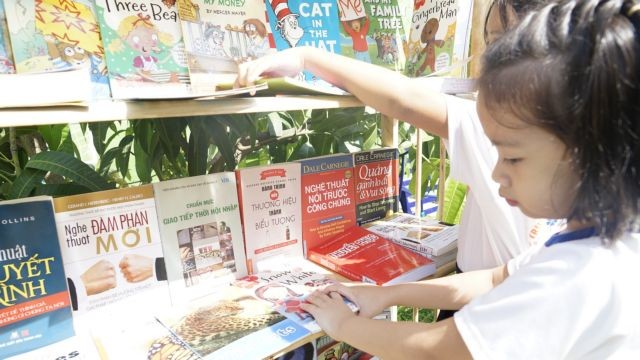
[341,16,371,63]
[242,18,270,59]
[269,0,304,47]
[415,17,444,76]
[111,13,173,82]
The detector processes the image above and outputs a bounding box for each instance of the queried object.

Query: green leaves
[8,151,114,199]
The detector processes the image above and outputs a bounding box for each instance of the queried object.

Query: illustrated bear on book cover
[93,0,191,99]
[337,0,407,72]
[176,0,275,94]
[3,0,110,98]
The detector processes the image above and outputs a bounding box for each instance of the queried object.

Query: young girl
[299,0,640,358]
[236,0,557,277]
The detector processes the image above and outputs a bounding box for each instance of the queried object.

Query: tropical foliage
[0,107,465,220]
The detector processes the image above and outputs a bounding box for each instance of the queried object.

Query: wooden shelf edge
[0,95,364,127]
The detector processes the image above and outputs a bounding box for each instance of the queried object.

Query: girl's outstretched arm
[301,265,508,358]
[235,46,450,138]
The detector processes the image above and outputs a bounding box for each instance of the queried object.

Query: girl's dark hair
[479,0,640,241]
[483,0,551,43]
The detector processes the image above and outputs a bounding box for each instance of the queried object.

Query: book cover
[307,226,435,285]
[299,153,356,254]
[404,0,459,77]
[266,0,342,84]
[0,197,74,359]
[353,148,399,225]
[233,258,343,334]
[5,333,100,360]
[176,0,275,94]
[93,0,192,99]
[236,162,304,274]
[3,0,111,99]
[52,185,170,325]
[337,0,407,72]
[363,213,459,256]
[154,285,310,360]
[0,1,15,74]
[153,172,248,305]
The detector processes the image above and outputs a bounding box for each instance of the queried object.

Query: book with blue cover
[266,0,343,84]
[0,196,74,359]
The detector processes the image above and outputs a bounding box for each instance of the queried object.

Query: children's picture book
[353,148,399,225]
[404,0,460,77]
[236,162,303,274]
[52,185,170,326]
[153,172,248,305]
[266,0,342,85]
[0,197,74,359]
[307,226,435,285]
[337,0,407,72]
[0,1,15,74]
[3,0,111,99]
[299,153,357,254]
[154,285,310,360]
[93,0,192,99]
[363,213,459,256]
[176,0,275,94]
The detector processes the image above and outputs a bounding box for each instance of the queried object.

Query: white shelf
[0,95,364,127]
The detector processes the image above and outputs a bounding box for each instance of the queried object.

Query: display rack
[0,95,364,127]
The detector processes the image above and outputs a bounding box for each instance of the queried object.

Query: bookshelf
[0,95,365,127]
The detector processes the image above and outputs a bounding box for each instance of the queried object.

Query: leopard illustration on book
[152,292,285,359]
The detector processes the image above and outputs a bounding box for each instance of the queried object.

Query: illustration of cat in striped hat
[269,0,304,47]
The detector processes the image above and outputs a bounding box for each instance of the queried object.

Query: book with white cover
[153,172,248,305]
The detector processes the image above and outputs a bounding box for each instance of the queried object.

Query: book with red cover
[353,148,399,225]
[299,153,356,255]
[307,226,435,285]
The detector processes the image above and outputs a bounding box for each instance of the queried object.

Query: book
[214,76,350,96]
[363,213,459,256]
[0,1,15,74]
[233,257,357,335]
[93,0,192,99]
[3,0,111,99]
[307,226,436,285]
[299,153,357,254]
[52,185,170,327]
[404,0,461,77]
[154,284,311,360]
[353,148,399,225]
[0,67,91,108]
[153,172,248,305]
[176,0,275,94]
[0,197,74,359]
[5,333,100,360]
[236,162,304,274]
[266,0,343,85]
[337,0,407,72]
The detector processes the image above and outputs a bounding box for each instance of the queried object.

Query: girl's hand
[300,290,357,340]
[234,47,307,88]
[323,282,389,319]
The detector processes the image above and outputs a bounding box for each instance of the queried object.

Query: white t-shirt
[445,96,560,271]
[454,230,640,359]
